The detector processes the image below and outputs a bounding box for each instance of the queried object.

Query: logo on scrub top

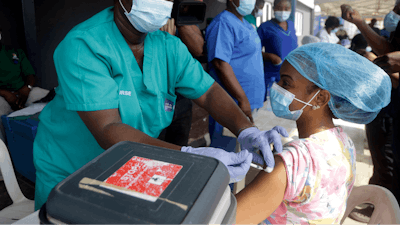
[164,99,175,112]
[119,90,131,96]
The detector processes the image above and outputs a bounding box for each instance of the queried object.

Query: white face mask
[119,0,173,33]
[274,11,291,22]
[255,8,263,17]
[384,11,400,33]
[232,0,256,16]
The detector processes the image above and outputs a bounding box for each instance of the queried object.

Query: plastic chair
[0,139,34,224]
[340,185,400,224]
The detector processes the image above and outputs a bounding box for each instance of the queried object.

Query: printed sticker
[164,98,175,112]
[102,156,182,202]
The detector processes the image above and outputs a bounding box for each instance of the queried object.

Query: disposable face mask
[119,0,173,33]
[331,28,339,33]
[384,11,400,33]
[269,82,321,121]
[232,0,256,16]
[255,8,263,17]
[274,11,291,22]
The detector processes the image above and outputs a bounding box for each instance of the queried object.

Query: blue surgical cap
[285,43,392,124]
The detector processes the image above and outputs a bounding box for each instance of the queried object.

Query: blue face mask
[119,0,173,33]
[274,11,291,22]
[268,82,321,121]
[384,11,400,33]
[331,28,339,33]
[232,0,256,16]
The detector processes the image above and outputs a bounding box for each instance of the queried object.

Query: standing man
[205,0,265,151]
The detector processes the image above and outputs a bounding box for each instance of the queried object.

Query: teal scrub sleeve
[173,41,215,100]
[17,49,35,77]
[206,21,234,64]
[54,34,119,111]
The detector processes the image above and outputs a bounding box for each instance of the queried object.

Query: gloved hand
[181,146,252,183]
[237,126,288,173]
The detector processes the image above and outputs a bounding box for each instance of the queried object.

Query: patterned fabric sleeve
[277,141,313,202]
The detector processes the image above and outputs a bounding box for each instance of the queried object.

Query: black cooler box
[39,141,236,224]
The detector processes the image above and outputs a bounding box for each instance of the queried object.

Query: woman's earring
[312,105,320,110]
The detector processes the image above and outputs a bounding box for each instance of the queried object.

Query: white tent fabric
[315,0,396,19]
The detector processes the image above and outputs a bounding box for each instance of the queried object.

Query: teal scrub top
[33,7,215,210]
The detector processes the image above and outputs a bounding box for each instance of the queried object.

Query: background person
[235,43,391,224]
[342,3,400,222]
[316,16,341,44]
[0,26,49,143]
[244,0,265,29]
[33,0,286,210]
[205,0,265,151]
[257,0,298,101]
[300,35,320,45]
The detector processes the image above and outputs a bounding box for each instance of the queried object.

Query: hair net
[301,35,321,45]
[285,42,392,124]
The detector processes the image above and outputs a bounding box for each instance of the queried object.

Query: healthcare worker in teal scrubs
[33,0,288,210]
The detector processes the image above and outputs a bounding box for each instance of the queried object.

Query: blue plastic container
[1,114,39,183]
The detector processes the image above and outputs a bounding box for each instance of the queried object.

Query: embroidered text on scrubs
[119,90,132,96]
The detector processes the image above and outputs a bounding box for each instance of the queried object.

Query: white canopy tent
[314,0,397,38]
[315,0,396,19]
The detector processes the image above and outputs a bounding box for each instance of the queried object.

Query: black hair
[350,34,368,52]
[273,0,291,8]
[325,16,340,29]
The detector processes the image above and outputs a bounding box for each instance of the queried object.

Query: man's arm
[211,59,254,123]
[77,109,182,151]
[193,82,254,136]
[341,4,393,55]
[235,155,287,223]
[177,25,204,57]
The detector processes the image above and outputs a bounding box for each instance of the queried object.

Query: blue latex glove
[181,146,252,183]
[237,126,288,173]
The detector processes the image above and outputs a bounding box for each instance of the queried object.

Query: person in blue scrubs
[257,0,297,101]
[32,0,287,210]
[206,0,265,151]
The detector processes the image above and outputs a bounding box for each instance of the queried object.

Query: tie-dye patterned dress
[265,126,357,224]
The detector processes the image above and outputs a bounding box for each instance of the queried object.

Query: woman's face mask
[119,0,173,33]
[384,11,400,33]
[232,0,256,16]
[274,11,291,22]
[255,6,263,17]
[268,82,320,121]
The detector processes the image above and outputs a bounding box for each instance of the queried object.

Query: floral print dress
[265,126,357,224]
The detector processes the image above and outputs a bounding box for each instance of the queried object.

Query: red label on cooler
[103,156,182,201]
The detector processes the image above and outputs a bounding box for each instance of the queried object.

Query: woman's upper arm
[235,155,287,224]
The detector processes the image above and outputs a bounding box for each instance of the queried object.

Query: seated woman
[236,42,392,224]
